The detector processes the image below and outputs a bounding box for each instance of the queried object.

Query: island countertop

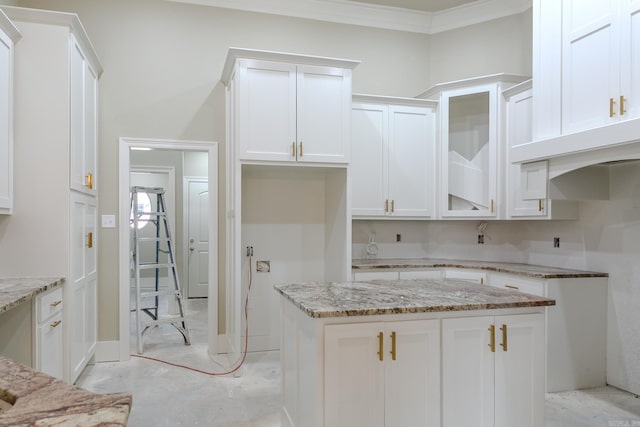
[0,277,64,315]
[274,278,556,318]
[352,258,608,279]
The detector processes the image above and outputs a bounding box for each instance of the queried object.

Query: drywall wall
[3,0,530,345]
[354,161,640,395]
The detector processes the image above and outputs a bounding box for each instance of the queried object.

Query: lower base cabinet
[324,320,440,427]
[34,286,64,379]
[442,314,545,427]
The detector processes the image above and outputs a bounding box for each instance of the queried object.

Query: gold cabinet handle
[50,300,62,308]
[291,142,296,157]
[377,332,384,361]
[620,95,626,116]
[505,284,519,290]
[500,324,508,352]
[480,277,484,285]
[87,232,93,249]
[488,325,495,352]
[391,200,395,213]
[384,199,389,213]
[85,172,93,190]
[299,141,303,157]
[50,320,61,328]
[610,98,616,117]
[390,331,397,361]
[538,199,543,212]
[490,199,494,213]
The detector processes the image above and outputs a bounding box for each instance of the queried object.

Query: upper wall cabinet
[420,75,528,219]
[351,95,437,219]
[513,0,640,166]
[221,49,359,165]
[0,11,20,215]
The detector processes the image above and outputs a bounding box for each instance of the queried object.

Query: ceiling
[166,0,532,34]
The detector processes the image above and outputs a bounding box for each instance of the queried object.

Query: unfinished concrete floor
[76,298,640,427]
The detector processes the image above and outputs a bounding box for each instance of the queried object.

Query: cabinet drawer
[353,271,399,281]
[37,287,63,322]
[36,311,63,379]
[488,274,545,297]
[399,270,442,280]
[443,269,486,284]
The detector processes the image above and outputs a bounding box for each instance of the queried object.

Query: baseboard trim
[96,340,121,362]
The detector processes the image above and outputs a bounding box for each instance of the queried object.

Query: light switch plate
[101,214,116,228]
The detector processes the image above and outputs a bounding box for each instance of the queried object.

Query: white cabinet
[69,36,98,196]
[324,320,440,427]
[230,53,355,164]
[442,313,545,427]
[69,192,97,381]
[419,74,528,219]
[351,95,436,218]
[0,12,19,215]
[503,81,578,219]
[34,286,64,379]
[0,7,102,384]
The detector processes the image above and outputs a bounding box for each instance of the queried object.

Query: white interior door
[187,180,209,298]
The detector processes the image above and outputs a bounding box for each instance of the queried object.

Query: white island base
[277,280,552,427]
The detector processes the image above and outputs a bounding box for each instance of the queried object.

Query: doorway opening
[118,138,218,361]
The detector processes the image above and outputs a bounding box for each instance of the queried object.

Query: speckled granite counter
[352,258,608,279]
[274,278,555,318]
[0,277,64,315]
[0,356,131,426]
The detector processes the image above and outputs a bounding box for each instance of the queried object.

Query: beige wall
[4,0,531,341]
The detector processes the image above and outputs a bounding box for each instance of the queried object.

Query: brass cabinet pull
[500,324,508,351]
[390,331,397,361]
[391,200,395,213]
[505,284,519,290]
[85,172,93,189]
[87,232,93,248]
[610,98,616,117]
[299,141,303,157]
[538,199,543,212]
[291,142,296,157]
[384,199,389,213]
[620,95,626,116]
[377,332,384,361]
[50,320,61,328]
[50,300,62,308]
[488,325,495,352]
[490,199,494,213]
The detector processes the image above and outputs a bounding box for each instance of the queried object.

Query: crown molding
[167,0,531,34]
[0,9,21,42]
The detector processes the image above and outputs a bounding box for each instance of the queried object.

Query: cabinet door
[351,102,388,216]
[325,323,385,427]
[620,0,640,120]
[441,85,497,218]
[84,62,98,195]
[297,65,351,163]
[236,59,297,162]
[70,38,87,193]
[494,314,545,427]
[0,29,11,213]
[562,0,620,133]
[442,316,494,427]
[37,311,63,379]
[385,320,440,427]
[388,105,434,218]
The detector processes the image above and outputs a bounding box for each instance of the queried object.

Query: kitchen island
[275,279,555,427]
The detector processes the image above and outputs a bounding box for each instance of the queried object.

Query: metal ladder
[130,186,191,354]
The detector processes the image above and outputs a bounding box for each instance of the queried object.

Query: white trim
[0,9,21,42]
[118,137,219,362]
[167,0,531,35]
[95,341,121,362]
[182,176,209,298]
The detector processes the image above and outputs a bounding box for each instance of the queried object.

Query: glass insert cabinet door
[440,84,498,218]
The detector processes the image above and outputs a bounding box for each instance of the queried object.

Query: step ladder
[130,186,191,354]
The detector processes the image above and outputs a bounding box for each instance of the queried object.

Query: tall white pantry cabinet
[0,7,102,384]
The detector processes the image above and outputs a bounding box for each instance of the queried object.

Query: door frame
[183,176,208,298]
[118,137,218,361]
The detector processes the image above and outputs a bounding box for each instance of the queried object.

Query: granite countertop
[0,356,131,426]
[352,258,608,279]
[274,278,556,318]
[0,277,65,315]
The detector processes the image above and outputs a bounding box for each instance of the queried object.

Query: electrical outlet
[396,234,401,242]
[478,234,484,244]
[554,237,560,248]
